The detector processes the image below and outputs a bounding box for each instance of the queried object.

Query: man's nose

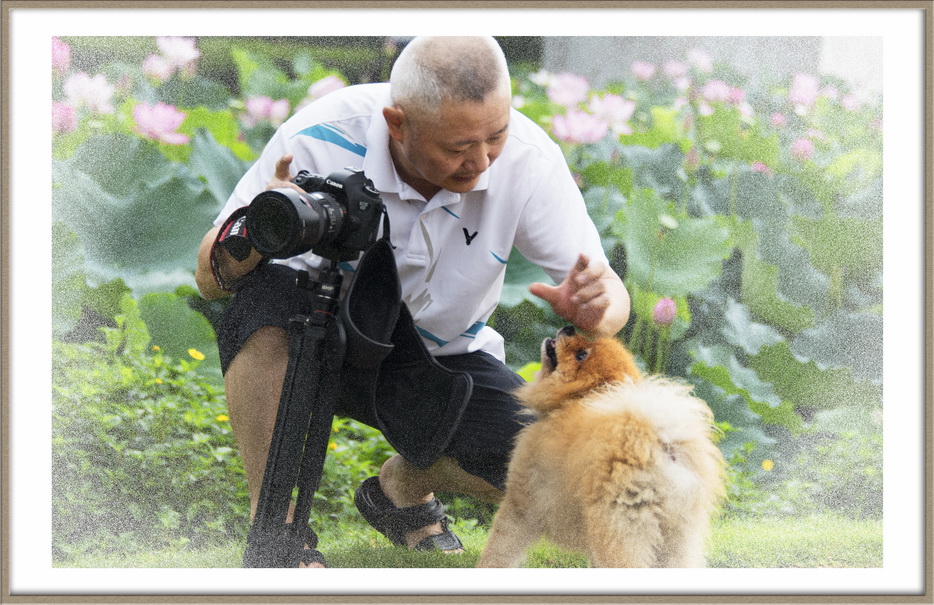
[465,144,492,172]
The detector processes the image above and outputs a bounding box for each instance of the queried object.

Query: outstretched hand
[529,253,627,337]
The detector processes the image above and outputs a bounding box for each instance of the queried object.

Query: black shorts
[217,263,527,489]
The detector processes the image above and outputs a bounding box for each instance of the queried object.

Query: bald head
[389,36,511,116]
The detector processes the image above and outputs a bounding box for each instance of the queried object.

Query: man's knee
[224,326,290,405]
[228,327,289,371]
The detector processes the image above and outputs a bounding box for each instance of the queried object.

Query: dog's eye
[575,349,589,362]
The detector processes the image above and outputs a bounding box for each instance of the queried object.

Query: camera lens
[246,188,344,259]
[250,195,293,254]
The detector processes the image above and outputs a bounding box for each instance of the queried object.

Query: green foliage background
[50,36,884,561]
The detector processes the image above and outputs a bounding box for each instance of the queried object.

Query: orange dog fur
[478,327,726,568]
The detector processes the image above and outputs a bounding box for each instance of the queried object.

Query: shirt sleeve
[513,150,609,284]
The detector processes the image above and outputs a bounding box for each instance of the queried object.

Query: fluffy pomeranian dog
[478,327,726,568]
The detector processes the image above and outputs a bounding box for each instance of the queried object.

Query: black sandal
[353,476,463,552]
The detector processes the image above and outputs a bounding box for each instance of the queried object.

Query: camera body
[245,167,385,263]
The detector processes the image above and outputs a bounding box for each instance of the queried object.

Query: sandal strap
[354,476,450,547]
[414,520,463,552]
[382,498,446,536]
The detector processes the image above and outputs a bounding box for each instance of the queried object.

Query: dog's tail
[582,377,727,567]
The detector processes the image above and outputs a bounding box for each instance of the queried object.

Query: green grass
[57,514,882,569]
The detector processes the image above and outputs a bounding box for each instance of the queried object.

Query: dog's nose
[558,326,576,338]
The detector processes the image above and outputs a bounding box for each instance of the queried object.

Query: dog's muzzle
[542,326,577,370]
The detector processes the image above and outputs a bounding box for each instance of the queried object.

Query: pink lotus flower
[663,60,688,79]
[133,102,189,145]
[52,37,70,74]
[156,36,200,75]
[143,54,175,81]
[789,73,820,107]
[52,102,77,134]
[790,137,814,161]
[588,93,635,135]
[307,75,346,100]
[63,72,115,114]
[294,75,348,111]
[551,110,609,144]
[631,61,656,81]
[751,161,772,175]
[653,298,677,327]
[546,72,590,108]
[687,48,713,73]
[771,112,788,128]
[243,96,290,127]
[820,85,840,101]
[701,79,732,103]
[842,95,862,111]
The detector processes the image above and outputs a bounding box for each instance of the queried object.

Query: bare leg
[378,454,503,551]
[225,326,290,517]
[225,326,325,568]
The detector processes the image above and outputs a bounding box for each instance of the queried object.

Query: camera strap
[379,205,395,249]
[210,206,256,292]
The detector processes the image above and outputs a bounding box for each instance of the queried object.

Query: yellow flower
[188,348,206,361]
[216,414,229,423]
[155,378,163,385]
[762,460,774,471]
[152,345,161,352]
[328,442,338,451]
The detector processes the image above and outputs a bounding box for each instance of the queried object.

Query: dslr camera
[246,167,385,263]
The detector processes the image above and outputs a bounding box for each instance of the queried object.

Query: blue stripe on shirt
[293,124,367,157]
[416,327,449,348]
[461,321,485,339]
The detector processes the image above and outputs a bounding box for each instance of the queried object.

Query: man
[195,36,630,567]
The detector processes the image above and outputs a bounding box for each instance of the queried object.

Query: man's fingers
[529,282,560,305]
[274,154,294,181]
[570,280,605,305]
[572,294,610,334]
[267,154,307,192]
[571,253,590,276]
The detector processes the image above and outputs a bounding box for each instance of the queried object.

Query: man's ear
[383,105,406,142]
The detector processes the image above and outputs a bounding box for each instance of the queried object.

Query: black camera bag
[337,237,473,469]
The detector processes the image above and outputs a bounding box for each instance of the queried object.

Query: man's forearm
[195,226,264,300]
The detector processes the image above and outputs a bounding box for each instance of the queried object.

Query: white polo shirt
[216,83,608,361]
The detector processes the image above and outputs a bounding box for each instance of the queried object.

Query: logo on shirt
[463,228,478,246]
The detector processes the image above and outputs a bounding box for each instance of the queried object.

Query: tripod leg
[243,316,331,567]
[290,318,346,548]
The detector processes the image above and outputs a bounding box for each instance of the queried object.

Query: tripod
[242,262,346,568]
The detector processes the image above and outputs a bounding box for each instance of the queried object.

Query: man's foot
[354,476,464,554]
